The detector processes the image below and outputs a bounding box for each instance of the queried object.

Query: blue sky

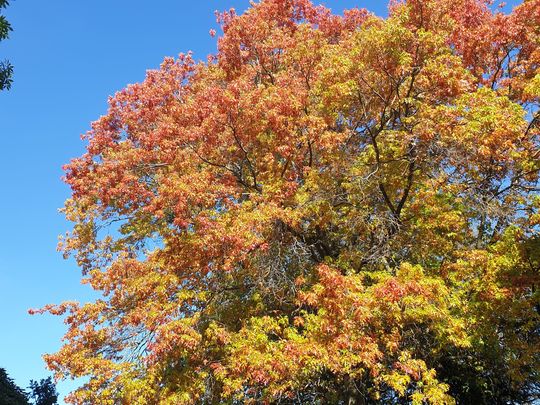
[0,0,520,403]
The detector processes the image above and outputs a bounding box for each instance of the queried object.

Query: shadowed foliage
[0,368,28,405]
[0,0,12,91]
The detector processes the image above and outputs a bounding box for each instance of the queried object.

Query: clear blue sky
[0,0,520,403]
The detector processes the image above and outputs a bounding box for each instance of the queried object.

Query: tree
[0,0,13,90]
[28,378,58,405]
[0,368,28,405]
[34,0,540,403]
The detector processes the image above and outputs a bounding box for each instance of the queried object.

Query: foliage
[0,0,12,90]
[0,368,28,405]
[35,0,540,403]
[28,378,58,405]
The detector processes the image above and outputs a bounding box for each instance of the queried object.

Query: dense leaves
[28,378,58,405]
[0,368,27,405]
[37,0,540,403]
[0,0,12,91]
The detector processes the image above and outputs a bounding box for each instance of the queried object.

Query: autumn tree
[0,0,13,90]
[35,0,540,403]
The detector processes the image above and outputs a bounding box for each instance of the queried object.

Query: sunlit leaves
[37,0,540,403]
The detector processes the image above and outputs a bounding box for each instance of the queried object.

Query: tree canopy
[28,378,58,405]
[35,0,540,403]
[0,368,27,405]
[0,0,13,91]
